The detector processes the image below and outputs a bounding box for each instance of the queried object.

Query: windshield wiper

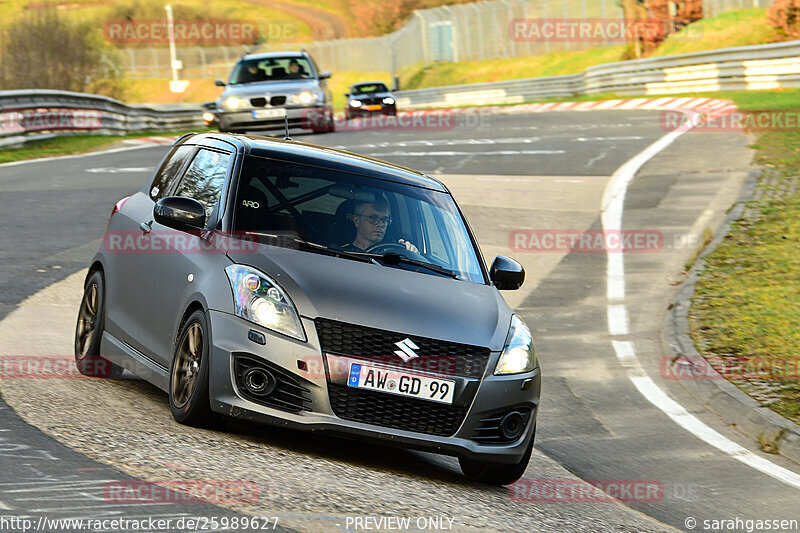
[292,239,377,264]
[373,253,459,279]
[290,239,458,277]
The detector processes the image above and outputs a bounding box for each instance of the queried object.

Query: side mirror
[214,79,226,87]
[344,93,350,98]
[319,71,332,80]
[154,197,206,232]
[490,256,525,290]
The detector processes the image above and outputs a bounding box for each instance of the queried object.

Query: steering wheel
[366,242,429,263]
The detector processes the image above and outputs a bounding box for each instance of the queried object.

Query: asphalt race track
[1,110,798,532]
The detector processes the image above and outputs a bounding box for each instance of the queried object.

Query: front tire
[74,270,124,378]
[169,310,213,426]
[459,428,535,485]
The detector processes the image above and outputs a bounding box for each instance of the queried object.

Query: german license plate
[347,362,455,405]
[252,108,286,119]
[365,104,381,111]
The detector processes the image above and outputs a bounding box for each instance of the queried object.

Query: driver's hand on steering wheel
[398,239,419,253]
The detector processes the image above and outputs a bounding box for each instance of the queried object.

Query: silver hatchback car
[214,50,335,134]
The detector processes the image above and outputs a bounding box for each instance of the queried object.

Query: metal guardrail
[3,40,800,148]
[0,90,203,148]
[396,40,800,108]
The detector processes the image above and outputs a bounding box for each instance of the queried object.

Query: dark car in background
[213,51,335,134]
[75,132,540,485]
[345,82,397,120]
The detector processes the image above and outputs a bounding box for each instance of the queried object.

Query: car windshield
[234,155,486,284]
[352,83,388,94]
[229,57,313,84]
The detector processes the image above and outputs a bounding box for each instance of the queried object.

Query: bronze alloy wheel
[74,271,124,378]
[171,323,203,409]
[169,310,213,426]
[75,282,99,357]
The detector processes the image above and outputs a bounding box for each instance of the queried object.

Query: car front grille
[250,97,267,107]
[328,383,467,437]
[270,96,287,106]
[314,318,491,379]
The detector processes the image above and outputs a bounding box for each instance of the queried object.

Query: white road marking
[602,124,800,490]
[0,500,11,510]
[363,150,565,156]
[606,305,629,336]
[575,136,644,142]
[85,167,153,174]
[476,177,588,183]
[0,144,162,169]
[334,137,542,149]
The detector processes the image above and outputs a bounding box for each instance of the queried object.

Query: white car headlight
[223,96,248,111]
[382,97,395,105]
[292,91,319,105]
[225,264,306,342]
[494,315,536,375]
[349,99,362,108]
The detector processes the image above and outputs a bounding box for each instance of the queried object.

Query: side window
[174,149,232,220]
[149,145,194,200]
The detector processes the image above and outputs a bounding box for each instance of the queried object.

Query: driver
[342,199,418,253]
[288,59,307,77]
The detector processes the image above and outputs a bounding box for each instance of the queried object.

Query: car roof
[351,81,389,88]
[180,133,448,192]
[240,51,306,61]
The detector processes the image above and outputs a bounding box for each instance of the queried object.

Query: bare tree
[0,9,119,92]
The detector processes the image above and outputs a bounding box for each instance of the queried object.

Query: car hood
[221,79,320,98]
[228,246,512,351]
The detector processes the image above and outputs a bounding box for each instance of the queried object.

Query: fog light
[500,411,526,440]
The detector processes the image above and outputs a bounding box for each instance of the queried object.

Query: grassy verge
[0,130,210,165]
[399,8,781,91]
[688,92,800,425]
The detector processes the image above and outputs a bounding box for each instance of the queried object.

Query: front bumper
[216,105,327,132]
[207,310,541,463]
[347,105,396,118]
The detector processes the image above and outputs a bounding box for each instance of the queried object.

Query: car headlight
[349,99,362,108]
[292,91,319,105]
[382,97,395,105]
[223,96,248,111]
[225,264,306,342]
[494,315,536,375]
[202,111,215,123]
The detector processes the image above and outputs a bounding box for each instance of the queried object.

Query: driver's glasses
[357,214,392,226]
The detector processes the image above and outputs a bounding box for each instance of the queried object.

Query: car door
[138,146,235,365]
[104,143,196,353]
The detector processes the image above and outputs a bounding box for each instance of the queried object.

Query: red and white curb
[122,98,738,140]
[396,97,738,117]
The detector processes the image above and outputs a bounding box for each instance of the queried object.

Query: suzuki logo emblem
[394,338,420,362]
